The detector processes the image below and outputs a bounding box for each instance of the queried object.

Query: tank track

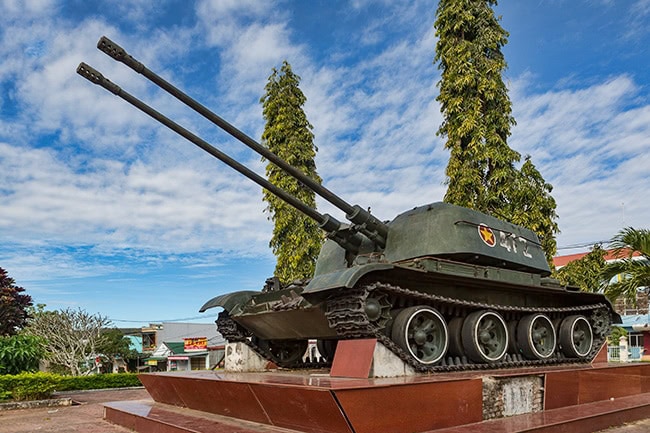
[324,282,612,373]
[216,311,250,342]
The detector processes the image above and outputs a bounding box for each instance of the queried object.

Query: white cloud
[1,0,650,315]
[0,0,57,18]
[511,74,650,249]
[0,140,271,255]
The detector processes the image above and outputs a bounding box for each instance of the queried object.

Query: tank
[78,37,621,373]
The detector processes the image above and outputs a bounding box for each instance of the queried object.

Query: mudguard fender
[199,290,260,315]
[304,263,394,294]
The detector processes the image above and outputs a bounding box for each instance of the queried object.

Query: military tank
[78,36,620,373]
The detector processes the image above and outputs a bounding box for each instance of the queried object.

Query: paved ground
[0,388,149,433]
[597,419,650,433]
[1,387,649,433]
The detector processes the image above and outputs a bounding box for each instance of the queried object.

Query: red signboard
[183,337,207,352]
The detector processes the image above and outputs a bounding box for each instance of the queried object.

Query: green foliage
[97,328,137,363]
[0,372,141,401]
[554,245,607,292]
[435,0,518,210]
[260,61,323,283]
[607,326,628,346]
[56,373,142,391]
[501,157,560,263]
[0,334,44,375]
[0,267,33,336]
[0,372,60,401]
[602,227,650,304]
[434,1,559,263]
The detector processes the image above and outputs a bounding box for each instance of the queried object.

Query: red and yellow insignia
[478,223,496,247]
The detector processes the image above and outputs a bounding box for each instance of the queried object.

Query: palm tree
[602,227,650,303]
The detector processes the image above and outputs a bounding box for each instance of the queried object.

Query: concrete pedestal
[223,342,270,372]
[370,342,416,378]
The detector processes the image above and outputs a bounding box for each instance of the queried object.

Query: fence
[607,345,643,362]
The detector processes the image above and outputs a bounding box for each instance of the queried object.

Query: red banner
[183,337,208,352]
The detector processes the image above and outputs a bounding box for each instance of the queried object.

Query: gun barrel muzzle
[76,62,121,95]
[97,36,144,73]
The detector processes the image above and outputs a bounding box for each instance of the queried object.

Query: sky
[1,0,649,327]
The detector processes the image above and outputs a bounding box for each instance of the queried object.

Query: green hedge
[0,372,60,401]
[56,373,141,391]
[0,372,142,401]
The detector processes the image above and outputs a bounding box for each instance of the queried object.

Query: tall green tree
[502,157,560,263]
[260,61,323,283]
[602,227,650,303]
[435,0,518,210]
[434,0,559,261]
[0,267,33,336]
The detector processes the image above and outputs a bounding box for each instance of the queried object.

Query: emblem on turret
[478,223,496,247]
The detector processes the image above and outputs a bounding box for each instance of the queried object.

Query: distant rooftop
[554,248,642,268]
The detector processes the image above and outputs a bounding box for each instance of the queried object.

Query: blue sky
[1,0,649,326]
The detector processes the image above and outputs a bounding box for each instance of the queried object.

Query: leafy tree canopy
[602,227,650,304]
[434,0,559,262]
[97,328,137,363]
[607,325,627,346]
[260,61,323,283]
[25,307,111,376]
[0,267,33,336]
[0,334,44,375]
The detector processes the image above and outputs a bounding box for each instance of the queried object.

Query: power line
[110,313,218,324]
[557,240,611,251]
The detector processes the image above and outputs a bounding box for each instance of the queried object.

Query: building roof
[163,342,186,354]
[620,314,650,332]
[553,248,642,268]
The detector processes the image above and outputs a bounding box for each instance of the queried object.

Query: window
[629,333,644,348]
[142,333,156,351]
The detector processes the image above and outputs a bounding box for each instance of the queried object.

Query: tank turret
[78,37,619,372]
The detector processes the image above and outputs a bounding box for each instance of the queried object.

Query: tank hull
[206,258,619,370]
[227,262,617,340]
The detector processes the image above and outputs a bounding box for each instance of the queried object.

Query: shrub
[0,372,141,401]
[0,335,43,375]
[57,373,141,391]
[0,372,60,401]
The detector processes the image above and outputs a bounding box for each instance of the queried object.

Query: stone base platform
[105,363,650,433]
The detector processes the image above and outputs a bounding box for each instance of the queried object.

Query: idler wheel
[558,315,593,358]
[364,291,392,330]
[391,306,448,365]
[462,310,508,363]
[517,314,557,359]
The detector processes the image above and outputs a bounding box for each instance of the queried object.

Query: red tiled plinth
[136,370,483,433]
[432,392,650,433]
[104,363,650,433]
[545,363,650,410]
